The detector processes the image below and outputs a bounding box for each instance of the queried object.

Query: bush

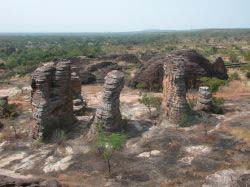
[200,77,226,93]
[245,72,250,79]
[178,113,190,127]
[136,82,146,90]
[229,72,240,81]
[93,123,127,174]
[51,129,68,145]
[139,94,162,119]
[212,97,225,114]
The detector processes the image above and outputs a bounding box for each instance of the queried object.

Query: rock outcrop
[93,70,125,131]
[71,61,86,115]
[162,55,190,122]
[195,86,212,112]
[0,96,8,118]
[129,59,164,91]
[212,57,228,80]
[31,61,75,139]
[130,50,228,91]
[87,61,122,83]
[0,175,62,187]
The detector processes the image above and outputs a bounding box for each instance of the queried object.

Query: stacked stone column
[195,86,212,112]
[71,61,87,115]
[31,61,74,139]
[94,70,125,132]
[162,57,190,122]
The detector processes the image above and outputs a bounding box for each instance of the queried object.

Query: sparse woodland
[0,30,250,186]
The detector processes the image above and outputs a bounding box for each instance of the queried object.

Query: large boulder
[80,72,96,84]
[86,61,122,83]
[212,57,228,80]
[129,59,164,91]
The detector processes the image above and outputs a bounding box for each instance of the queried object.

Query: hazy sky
[0,0,249,32]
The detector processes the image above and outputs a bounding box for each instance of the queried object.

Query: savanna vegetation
[1,29,250,76]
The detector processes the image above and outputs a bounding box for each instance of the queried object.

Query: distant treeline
[0,29,250,75]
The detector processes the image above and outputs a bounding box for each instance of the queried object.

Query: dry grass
[231,128,250,142]
[216,80,250,98]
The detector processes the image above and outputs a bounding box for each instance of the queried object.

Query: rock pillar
[31,61,74,139]
[94,70,125,131]
[162,57,190,122]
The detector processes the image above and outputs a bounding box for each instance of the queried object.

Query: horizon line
[1,28,250,34]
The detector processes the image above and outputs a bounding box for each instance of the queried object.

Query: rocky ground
[0,76,249,187]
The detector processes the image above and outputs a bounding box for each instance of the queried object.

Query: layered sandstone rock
[212,57,228,80]
[0,175,62,187]
[162,56,190,122]
[130,50,228,91]
[195,86,212,112]
[31,61,75,139]
[71,62,87,115]
[0,96,8,118]
[94,70,125,131]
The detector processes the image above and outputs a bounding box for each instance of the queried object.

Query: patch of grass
[212,97,225,114]
[245,72,250,79]
[200,77,226,93]
[51,129,68,144]
[231,129,250,141]
[136,82,146,90]
[178,113,191,127]
[229,72,240,81]
[92,123,127,174]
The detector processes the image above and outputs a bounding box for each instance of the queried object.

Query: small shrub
[212,97,225,114]
[178,113,190,127]
[139,94,162,119]
[245,72,250,79]
[229,72,240,81]
[187,96,197,109]
[52,129,67,144]
[200,77,226,93]
[93,123,127,174]
[136,82,146,90]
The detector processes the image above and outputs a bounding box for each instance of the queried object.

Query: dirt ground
[0,76,249,187]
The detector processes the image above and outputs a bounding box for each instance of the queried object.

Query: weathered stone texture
[0,175,62,187]
[162,56,190,122]
[0,96,8,118]
[94,70,125,131]
[195,86,212,112]
[212,57,228,80]
[130,50,229,91]
[71,61,87,115]
[31,61,74,138]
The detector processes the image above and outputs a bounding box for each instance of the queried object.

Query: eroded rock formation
[195,86,212,112]
[212,57,228,80]
[71,61,86,115]
[0,96,8,118]
[162,56,190,122]
[94,70,125,131]
[31,61,75,139]
[131,50,228,91]
[0,175,62,187]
